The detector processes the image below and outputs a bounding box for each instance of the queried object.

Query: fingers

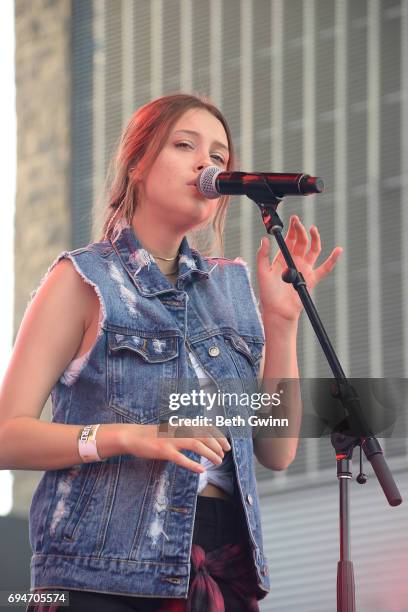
[193,426,231,461]
[304,225,321,265]
[314,247,343,283]
[192,439,225,465]
[283,215,297,248]
[166,437,227,473]
[257,236,271,278]
[165,446,207,474]
[291,216,309,258]
[261,216,315,270]
[258,216,298,273]
[167,425,231,471]
[273,216,297,268]
[276,218,337,272]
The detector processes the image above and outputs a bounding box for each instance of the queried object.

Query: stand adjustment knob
[356,473,367,485]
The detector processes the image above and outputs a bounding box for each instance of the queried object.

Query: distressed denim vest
[29,221,271,600]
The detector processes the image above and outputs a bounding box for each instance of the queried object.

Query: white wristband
[78,424,103,463]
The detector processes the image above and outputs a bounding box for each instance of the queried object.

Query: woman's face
[138,108,230,230]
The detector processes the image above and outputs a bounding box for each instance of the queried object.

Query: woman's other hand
[257,215,343,322]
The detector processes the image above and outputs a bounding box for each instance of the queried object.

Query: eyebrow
[173,129,229,153]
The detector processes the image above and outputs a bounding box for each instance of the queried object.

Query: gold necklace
[152,253,179,261]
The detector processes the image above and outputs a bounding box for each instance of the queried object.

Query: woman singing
[0,93,342,611]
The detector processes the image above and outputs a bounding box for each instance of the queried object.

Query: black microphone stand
[250,192,403,612]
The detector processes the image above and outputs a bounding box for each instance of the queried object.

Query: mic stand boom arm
[252,194,402,612]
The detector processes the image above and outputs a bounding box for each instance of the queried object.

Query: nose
[195,154,213,173]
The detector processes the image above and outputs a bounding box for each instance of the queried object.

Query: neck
[130,210,184,276]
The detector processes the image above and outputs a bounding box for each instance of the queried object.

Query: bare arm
[252,317,301,472]
[0,418,127,470]
[0,258,125,470]
[0,258,229,472]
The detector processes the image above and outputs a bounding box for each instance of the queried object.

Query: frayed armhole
[59,303,104,387]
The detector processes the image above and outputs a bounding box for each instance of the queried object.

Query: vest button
[208,346,220,357]
[246,493,253,505]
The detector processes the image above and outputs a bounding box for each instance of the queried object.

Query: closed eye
[175,142,226,166]
[175,141,193,151]
[210,153,226,165]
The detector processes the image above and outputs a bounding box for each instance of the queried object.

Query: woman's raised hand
[257,215,343,322]
[122,423,231,473]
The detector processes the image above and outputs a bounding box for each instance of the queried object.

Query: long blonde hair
[95,93,236,256]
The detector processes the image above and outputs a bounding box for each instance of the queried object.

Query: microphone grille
[197,166,222,199]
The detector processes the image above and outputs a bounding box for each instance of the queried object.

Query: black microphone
[196,166,325,200]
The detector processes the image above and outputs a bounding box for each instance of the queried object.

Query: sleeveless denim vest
[29,221,271,600]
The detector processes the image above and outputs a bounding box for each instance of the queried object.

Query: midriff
[198,483,231,501]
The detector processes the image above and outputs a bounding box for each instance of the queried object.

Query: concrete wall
[13,0,71,516]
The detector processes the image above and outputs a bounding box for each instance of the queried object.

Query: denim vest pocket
[107,328,179,424]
